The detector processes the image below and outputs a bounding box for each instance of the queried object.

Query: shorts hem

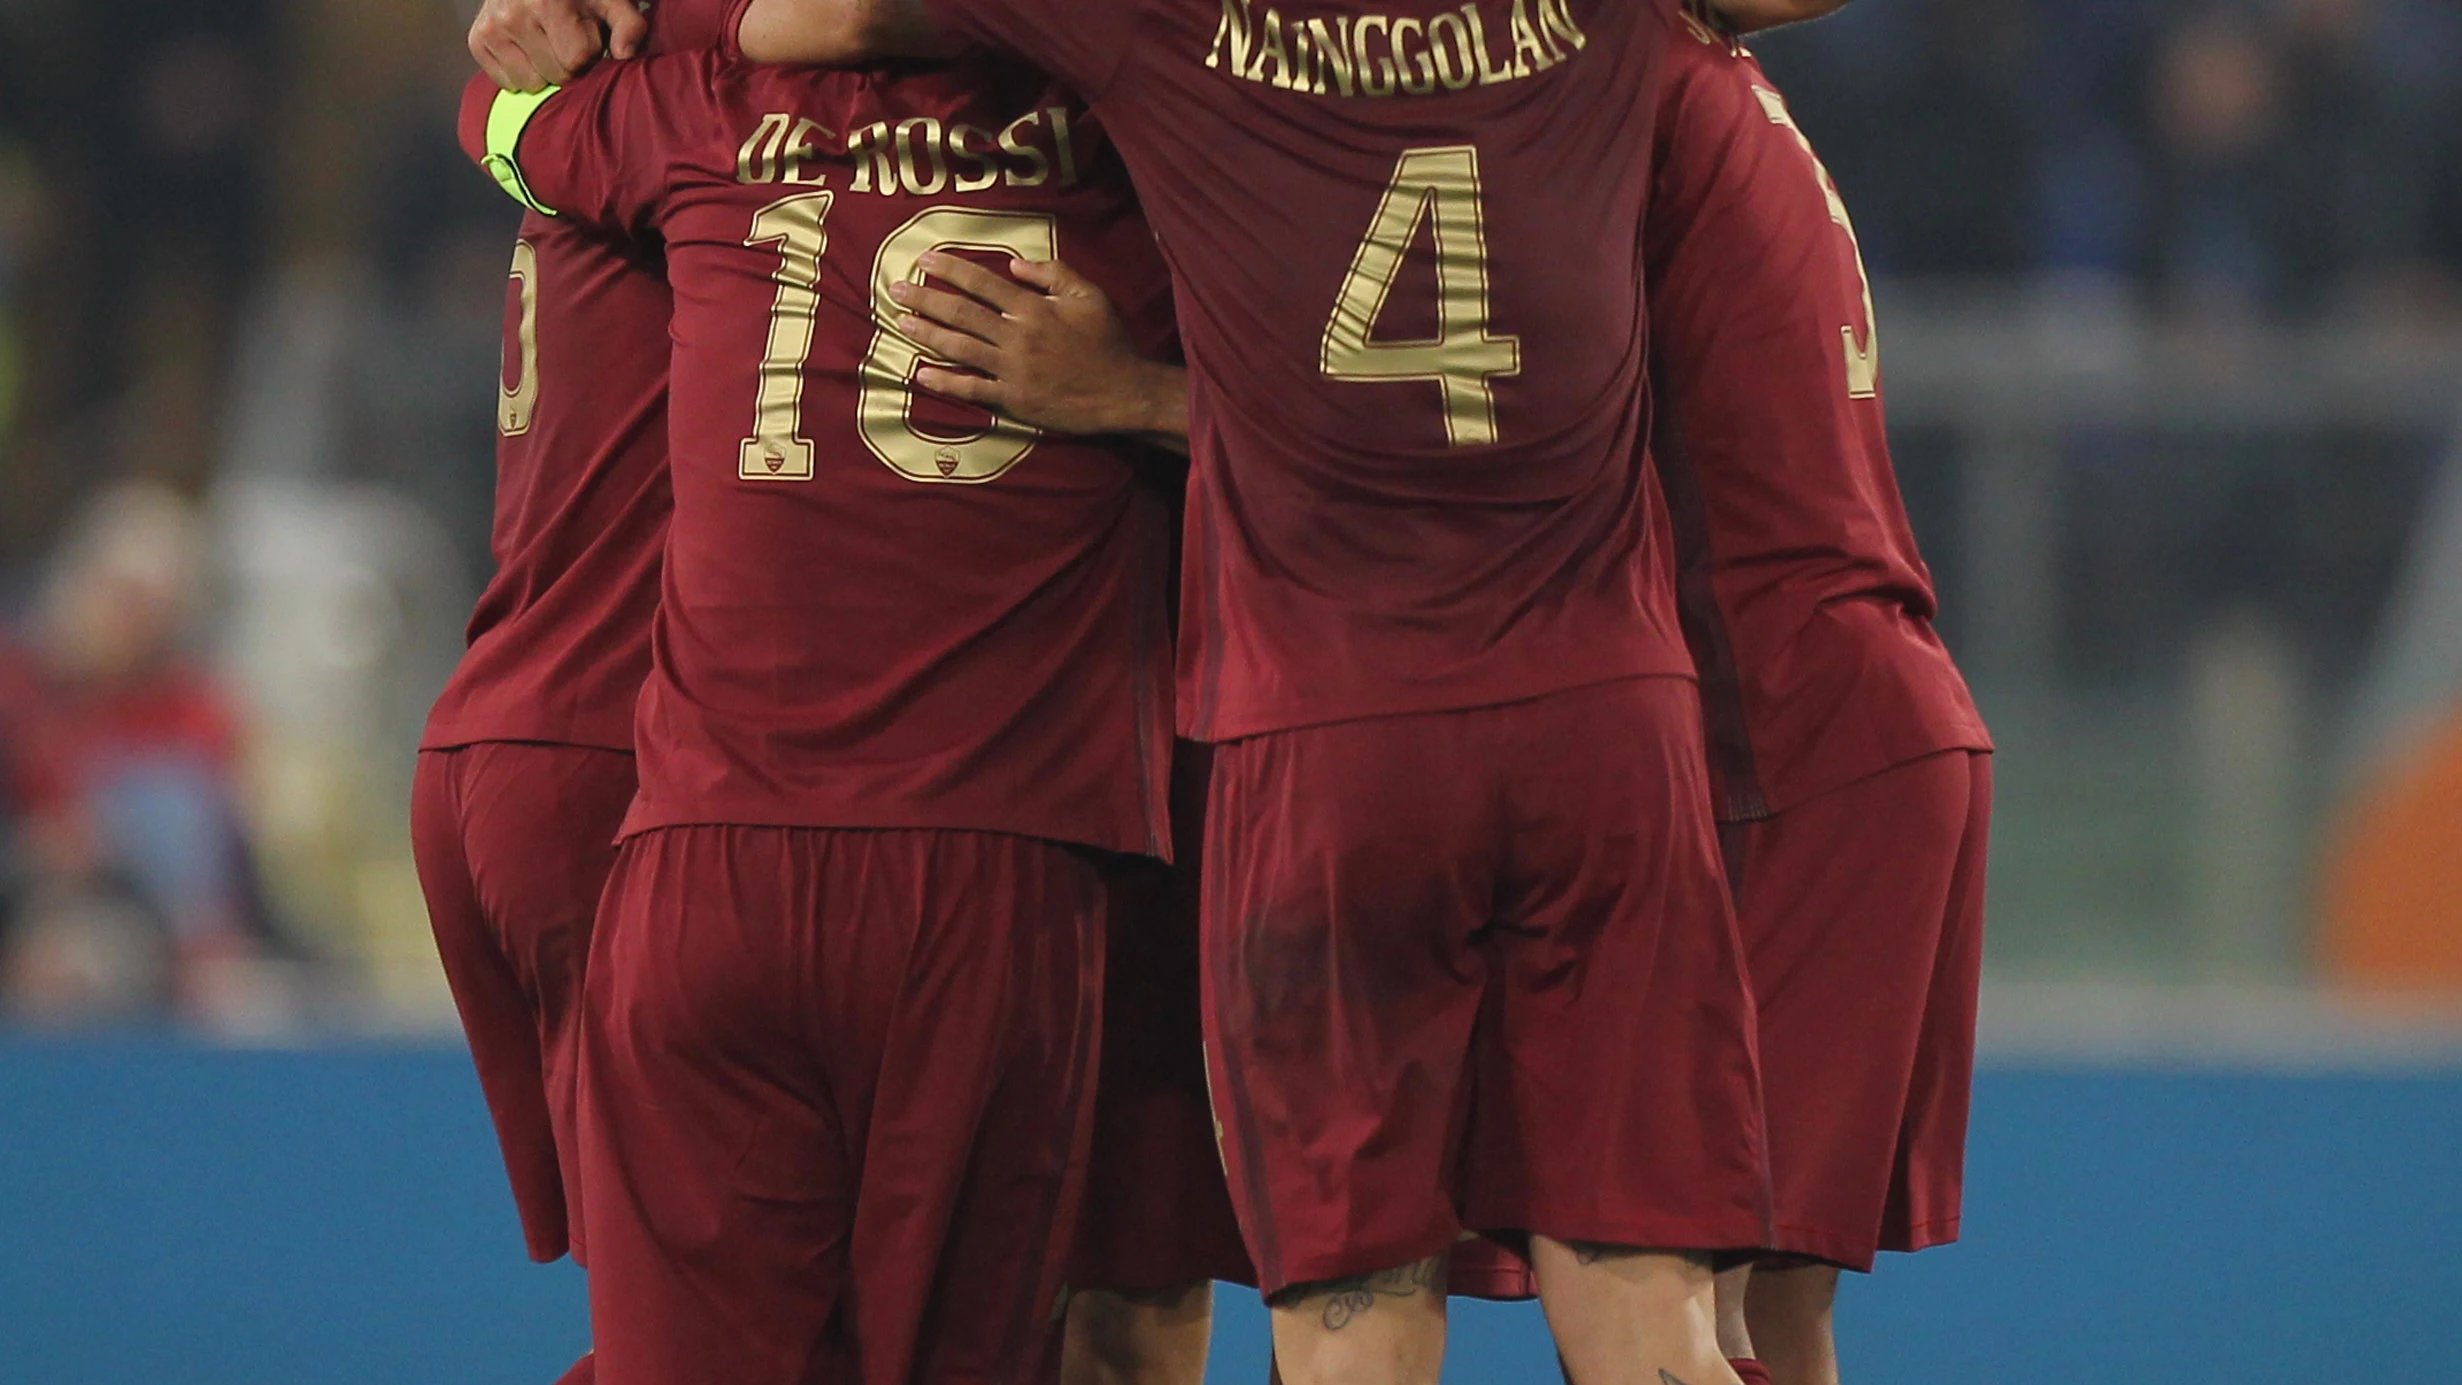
[1479,1204,1770,1261]
[1764,1213,1962,1274]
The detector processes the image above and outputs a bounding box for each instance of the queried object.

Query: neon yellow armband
[483,87,564,216]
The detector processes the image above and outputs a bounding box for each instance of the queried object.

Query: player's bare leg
[1267,1255,1447,1385]
[1743,1264,1840,1385]
[1713,1262,1757,1363]
[1532,1239,1742,1385]
[1063,1282,1215,1385]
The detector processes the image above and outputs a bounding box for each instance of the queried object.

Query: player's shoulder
[1657,8,1796,159]
[1661,4,1761,97]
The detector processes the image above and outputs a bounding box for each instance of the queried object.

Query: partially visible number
[1320,145,1522,448]
[861,209,1055,484]
[1754,86,1880,400]
[742,191,836,481]
[741,198,1053,485]
[499,240,541,437]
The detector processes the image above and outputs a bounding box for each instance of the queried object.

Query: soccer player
[717,3,1775,1385]
[893,8,1992,1385]
[1642,13,1992,1384]
[411,10,742,1381]
[458,49,1183,1385]
[408,203,664,1385]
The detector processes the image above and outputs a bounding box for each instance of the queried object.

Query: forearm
[1709,0,1853,34]
[736,0,948,62]
[1122,360,1190,455]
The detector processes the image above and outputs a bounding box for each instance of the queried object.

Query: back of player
[1646,12,1993,1381]
[410,206,669,1305]
[753,1,1772,1380]
[910,0,1698,740]
[418,30,754,1380]
[464,49,1178,1385]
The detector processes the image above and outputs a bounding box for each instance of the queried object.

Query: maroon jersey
[460,52,1177,856]
[423,0,750,755]
[421,216,672,753]
[1646,20,1990,819]
[912,0,1694,740]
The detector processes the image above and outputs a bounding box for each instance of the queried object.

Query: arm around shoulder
[1707,0,1855,35]
[735,0,950,62]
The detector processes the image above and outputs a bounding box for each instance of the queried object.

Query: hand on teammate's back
[892,253,1190,449]
[469,0,648,91]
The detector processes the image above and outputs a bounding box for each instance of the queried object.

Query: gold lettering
[782,117,831,186]
[1292,23,1320,92]
[1353,15,1395,96]
[740,192,834,481]
[499,241,540,436]
[999,112,1049,186]
[1508,0,1555,74]
[1754,86,1880,397]
[861,209,1056,483]
[1049,107,1081,186]
[1390,17,1435,94]
[1427,12,1475,89]
[1538,0,1586,54]
[1302,16,1355,95]
[1462,3,1513,84]
[948,122,999,192]
[1205,0,1253,73]
[737,112,791,184]
[847,122,896,194]
[1248,8,1294,89]
[1320,145,1520,446]
[894,117,949,194]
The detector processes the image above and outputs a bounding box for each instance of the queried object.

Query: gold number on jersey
[742,191,837,481]
[860,209,1054,483]
[1753,86,1879,400]
[499,240,542,438]
[1320,146,1522,448]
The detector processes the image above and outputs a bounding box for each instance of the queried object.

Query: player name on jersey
[1205,0,1588,98]
[735,105,1091,195]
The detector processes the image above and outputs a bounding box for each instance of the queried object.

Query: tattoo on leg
[1658,1373,1691,1385]
[1286,1256,1446,1330]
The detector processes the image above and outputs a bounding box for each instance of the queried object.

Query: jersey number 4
[740,191,1052,484]
[1320,146,1522,448]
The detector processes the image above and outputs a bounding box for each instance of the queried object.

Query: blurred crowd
[0,0,2455,1028]
[1758,0,2462,321]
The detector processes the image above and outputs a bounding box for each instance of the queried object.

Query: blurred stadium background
[0,0,2457,1380]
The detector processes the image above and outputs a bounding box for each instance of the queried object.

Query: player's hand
[470,0,649,92]
[891,253,1189,446]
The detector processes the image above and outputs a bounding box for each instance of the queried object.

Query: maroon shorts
[411,741,635,1264]
[579,824,1105,1385]
[1074,743,1255,1294]
[1201,678,1770,1296]
[1724,750,1992,1272]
